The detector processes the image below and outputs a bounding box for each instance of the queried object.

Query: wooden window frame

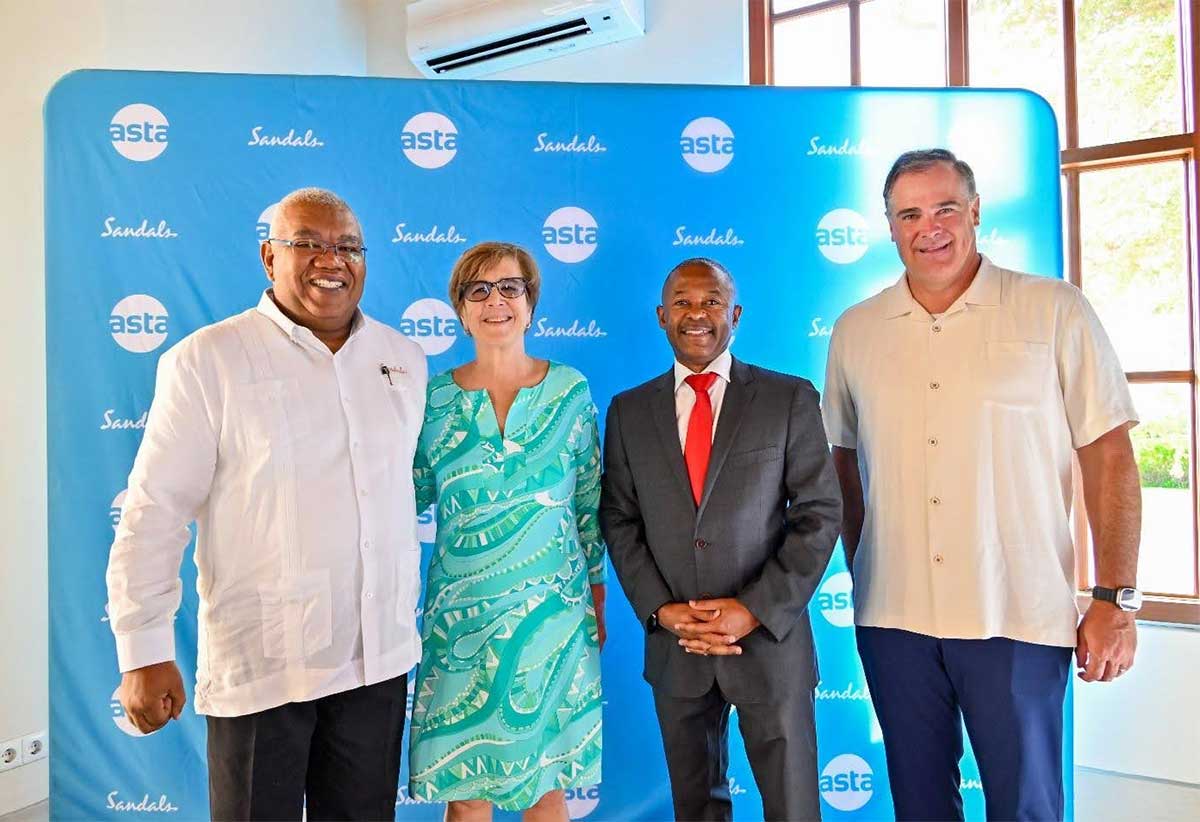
[752,0,1200,624]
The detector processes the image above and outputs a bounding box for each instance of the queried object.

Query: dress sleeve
[413,381,437,512]
[571,382,607,585]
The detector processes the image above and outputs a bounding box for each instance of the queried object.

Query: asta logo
[673,226,744,248]
[807,136,876,157]
[391,222,468,245]
[101,217,179,239]
[820,753,874,812]
[101,409,148,431]
[680,116,734,173]
[816,208,869,265]
[110,294,169,353]
[109,103,169,162]
[401,112,458,169]
[417,503,437,544]
[565,785,600,819]
[247,126,325,148]
[543,206,598,264]
[817,570,854,627]
[533,318,607,339]
[534,132,607,154]
[106,791,178,812]
[400,298,459,356]
[110,687,147,738]
[111,489,127,530]
[256,202,279,243]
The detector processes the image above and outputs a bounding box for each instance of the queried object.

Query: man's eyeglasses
[461,277,528,302]
[267,238,367,264]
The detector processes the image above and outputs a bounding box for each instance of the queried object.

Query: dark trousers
[206,674,408,821]
[652,680,820,822]
[856,627,1072,822]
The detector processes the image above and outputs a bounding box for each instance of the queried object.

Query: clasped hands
[659,598,760,656]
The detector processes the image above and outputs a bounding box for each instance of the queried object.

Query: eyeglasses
[267,238,367,264]
[460,277,528,302]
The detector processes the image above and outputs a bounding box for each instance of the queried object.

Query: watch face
[1117,588,1143,611]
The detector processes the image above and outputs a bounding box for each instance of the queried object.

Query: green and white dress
[407,362,605,810]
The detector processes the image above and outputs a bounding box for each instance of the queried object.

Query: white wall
[0,0,745,814]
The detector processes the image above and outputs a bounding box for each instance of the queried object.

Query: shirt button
[928,437,938,447]
[932,325,942,333]
[933,554,944,564]
[366,592,375,600]
[930,496,941,506]
[353,441,360,449]
[695,538,708,550]
[362,540,371,550]
[930,381,941,390]
[360,488,369,497]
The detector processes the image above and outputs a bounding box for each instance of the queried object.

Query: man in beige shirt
[823,149,1141,821]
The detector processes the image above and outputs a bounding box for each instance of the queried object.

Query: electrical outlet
[0,738,20,772]
[22,731,47,764]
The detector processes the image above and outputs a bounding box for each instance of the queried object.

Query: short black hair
[662,257,737,301]
[883,149,977,211]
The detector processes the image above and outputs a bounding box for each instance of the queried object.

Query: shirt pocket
[226,378,313,454]
[258,570,333,661]
[982,341,1050,409]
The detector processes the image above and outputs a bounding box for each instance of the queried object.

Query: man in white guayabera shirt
[107,188,428,821]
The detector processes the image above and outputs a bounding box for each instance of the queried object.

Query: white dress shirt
[823,257,1137,648]
[673,348,733,450]
[107,291,428,716]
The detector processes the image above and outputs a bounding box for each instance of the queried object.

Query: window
[751,0,1200,622]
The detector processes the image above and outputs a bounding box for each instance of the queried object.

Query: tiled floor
[4,769,1198,820]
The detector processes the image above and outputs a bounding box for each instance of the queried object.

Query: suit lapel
[697,358,756,520]
[650,370,695,504]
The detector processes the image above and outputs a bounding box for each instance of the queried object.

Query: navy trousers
[856,627,1072,822]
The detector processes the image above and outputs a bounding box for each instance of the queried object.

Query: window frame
[751,0,1200,624]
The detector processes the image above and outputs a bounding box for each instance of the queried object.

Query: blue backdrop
[45,70,1068,821]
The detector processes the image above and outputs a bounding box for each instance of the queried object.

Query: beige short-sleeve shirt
[822,256,1137,647]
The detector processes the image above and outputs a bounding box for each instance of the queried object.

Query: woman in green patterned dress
[408,242,606,822]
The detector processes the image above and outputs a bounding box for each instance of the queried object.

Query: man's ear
[260,241,274,281]
[656,305,667,329]
[731,304,743,329]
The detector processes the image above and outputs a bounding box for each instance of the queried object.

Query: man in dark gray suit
[600,257,841,822]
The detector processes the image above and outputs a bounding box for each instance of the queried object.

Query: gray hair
[268,187,358,238]
[883,149,977,212]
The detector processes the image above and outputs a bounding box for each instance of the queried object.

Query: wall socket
[22,731,47,763]
[0,738,20,772]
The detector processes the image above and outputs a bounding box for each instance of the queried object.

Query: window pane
[1079,161,1190,372]
[772,0,838,13]
[773,7,851,86]
[968,0,1065,146]
[860,0,946,86]
[1075,0,1184,146]
[1129,383,1196,597]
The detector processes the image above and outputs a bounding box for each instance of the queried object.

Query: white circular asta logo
[416,504,437,544]
[542,207,598,264]
[401,112,458,169]
[111,489,127,531]
[565,785,600,819]
[817,571,854,628]
[820,753,874,812]
[109,103,169,162]
[400,299,459,356]
[680,116,734,173]
[256,202,279,243]
[110,295,169,353]
[817,208,870,264]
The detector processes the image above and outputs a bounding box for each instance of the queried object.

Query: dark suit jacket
[599,357,841,703]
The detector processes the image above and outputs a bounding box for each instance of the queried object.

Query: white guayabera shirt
[107,291,428,716]
[823,257,1137,648]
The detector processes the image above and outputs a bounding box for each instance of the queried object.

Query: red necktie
[684,372,718,506]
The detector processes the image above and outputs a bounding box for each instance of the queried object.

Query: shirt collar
[881,254,1002,320]
[255,289,366,347]
[673,347,733,392]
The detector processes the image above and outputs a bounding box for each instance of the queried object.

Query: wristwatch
[647,609,659,632]
[1092,585,1143,612]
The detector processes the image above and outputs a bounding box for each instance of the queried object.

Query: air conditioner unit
[407,0,646,79]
